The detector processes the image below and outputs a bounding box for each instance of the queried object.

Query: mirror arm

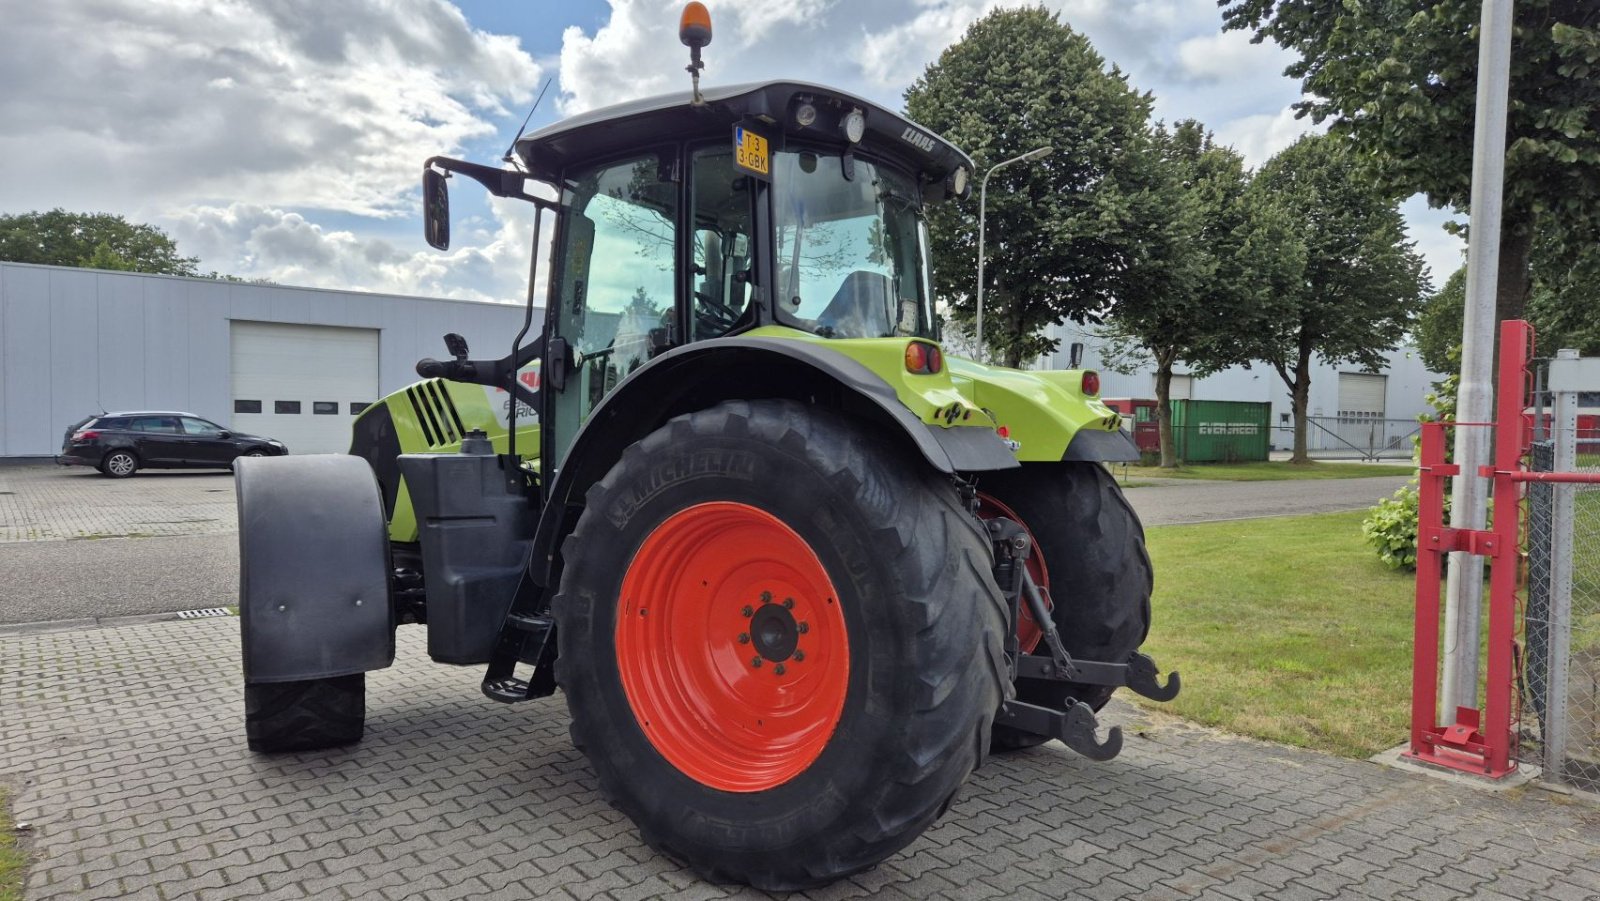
[423,156,558,210]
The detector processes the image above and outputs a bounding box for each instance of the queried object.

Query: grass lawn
[1136,509,1415,758]
[0,787,23,901]
[1126,461,1416,481]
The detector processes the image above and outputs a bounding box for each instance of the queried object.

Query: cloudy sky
[0,0,1463,304]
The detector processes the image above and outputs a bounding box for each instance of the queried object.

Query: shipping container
[1169,399,1271,463]
[1102,398,1160,454]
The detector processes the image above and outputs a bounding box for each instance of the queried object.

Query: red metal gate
[1408,320,1600,778]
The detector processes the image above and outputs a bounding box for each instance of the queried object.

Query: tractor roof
[514,80,972,187]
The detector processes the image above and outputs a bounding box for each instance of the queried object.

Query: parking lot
[7,463,1598,900]
[3,619,1599,900]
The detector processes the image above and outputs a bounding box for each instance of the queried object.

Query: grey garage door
[230,322,379,454]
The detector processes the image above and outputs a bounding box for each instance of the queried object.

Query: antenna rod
[502,77,553,164]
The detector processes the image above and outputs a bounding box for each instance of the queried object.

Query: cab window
[689,146,754,341]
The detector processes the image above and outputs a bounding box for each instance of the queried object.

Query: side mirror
[444,333,469,361]
[423,168,450,250]
[1069,342,1085,369]
[218,430,232,439]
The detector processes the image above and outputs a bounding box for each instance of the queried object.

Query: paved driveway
[2,619,1597,900]
[0,466,235,543]
[0,466,1410,625]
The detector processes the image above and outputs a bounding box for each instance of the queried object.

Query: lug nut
[738,633,750,644]
[760,591,773,603]
[783,597,795,609]
[797,622,809,634]
[742,605,753,617]
[751,657,763,668]
[793,650,805,662]
[775,664,786,675]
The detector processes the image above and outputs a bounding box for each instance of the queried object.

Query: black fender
[235,454,394,683]
[1062,426,1141,463]
[531,336,1018,585]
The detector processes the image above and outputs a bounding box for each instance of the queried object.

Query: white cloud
[0,1,541,218]
[1175,28,1296,84]
[556,0,841,116]
[164,198,546,304]
[1214,105,1322,167]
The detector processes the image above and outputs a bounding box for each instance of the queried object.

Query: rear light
[905,341,942,374]
[1081,371,1100,397]
[996,425,1011,439]
[74,430,101,441]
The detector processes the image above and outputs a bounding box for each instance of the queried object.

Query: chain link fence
[1522,427,1600,794]
[1269,416,1421,461]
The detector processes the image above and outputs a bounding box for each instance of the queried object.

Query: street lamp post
[976,145,1052,363]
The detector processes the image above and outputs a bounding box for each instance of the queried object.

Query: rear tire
[978,463,1152,751]
[100,450,138,478]
[244,675,365,752]
[554,399,1008,891]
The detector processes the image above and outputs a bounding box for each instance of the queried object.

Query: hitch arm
[1015,652,1180,703]
[996,699,1124,761]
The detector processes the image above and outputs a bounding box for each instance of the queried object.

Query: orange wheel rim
[615,501,849,792]
[975,493,1051,653]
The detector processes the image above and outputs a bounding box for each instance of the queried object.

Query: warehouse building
[1037,321,1447,457]
[0,261,531,460]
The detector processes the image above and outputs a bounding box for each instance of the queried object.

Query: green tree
[0,209,199,276]
[1246,135,1430,464]
[1419,250,1600,370]
[903,6,1167,367]
[1416,267,1467,374]
[1220,0,1600,327]
[1100,120,1304,467]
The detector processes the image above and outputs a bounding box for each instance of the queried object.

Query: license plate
[734,126,770,179]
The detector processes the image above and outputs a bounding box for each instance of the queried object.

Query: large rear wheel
[977,462,1153,751]
[554,400,1008,891]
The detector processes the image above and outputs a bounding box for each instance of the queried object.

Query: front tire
[978,462,1153,751]
[244,675,365,752]
[100,450,138,478]
[554,400,1008,891]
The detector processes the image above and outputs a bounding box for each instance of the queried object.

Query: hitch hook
[1126,652,1181,702]
[1063,702,1123,762]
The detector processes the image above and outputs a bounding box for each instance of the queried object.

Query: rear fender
[236,454,394,683]
[530,336,1018,586]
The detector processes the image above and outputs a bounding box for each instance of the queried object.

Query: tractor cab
[424,77,975,468]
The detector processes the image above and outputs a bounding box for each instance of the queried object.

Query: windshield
[773,151,935,339]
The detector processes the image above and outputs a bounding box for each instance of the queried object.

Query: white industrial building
[0,261,529,459]
[1037,321,1448,454]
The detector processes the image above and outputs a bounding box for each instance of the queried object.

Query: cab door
[546,150,680,470]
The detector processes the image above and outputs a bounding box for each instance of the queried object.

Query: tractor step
[996,699,1123,761]
[480,612,557,703]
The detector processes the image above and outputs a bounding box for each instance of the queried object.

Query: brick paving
[2,619,1598,900]
[0,466,236,543]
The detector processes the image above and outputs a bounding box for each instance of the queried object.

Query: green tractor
[234,6,1177,890]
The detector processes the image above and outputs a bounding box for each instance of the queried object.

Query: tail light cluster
[904,341,943,375]
[73,430,102,442]
[1081,370,1100,397]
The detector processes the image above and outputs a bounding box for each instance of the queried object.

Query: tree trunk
[1155,356,1177,469]
[1002,296,1025,369]
[1495,212,1535,326]
[1290,334,1313,465]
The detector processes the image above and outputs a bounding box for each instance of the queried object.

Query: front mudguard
[235,454,394,683]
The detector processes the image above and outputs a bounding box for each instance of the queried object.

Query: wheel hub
[749,601,799,662]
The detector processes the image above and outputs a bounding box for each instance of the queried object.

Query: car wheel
[101,450,139,479]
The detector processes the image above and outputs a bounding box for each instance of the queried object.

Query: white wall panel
[1,262,530,457]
